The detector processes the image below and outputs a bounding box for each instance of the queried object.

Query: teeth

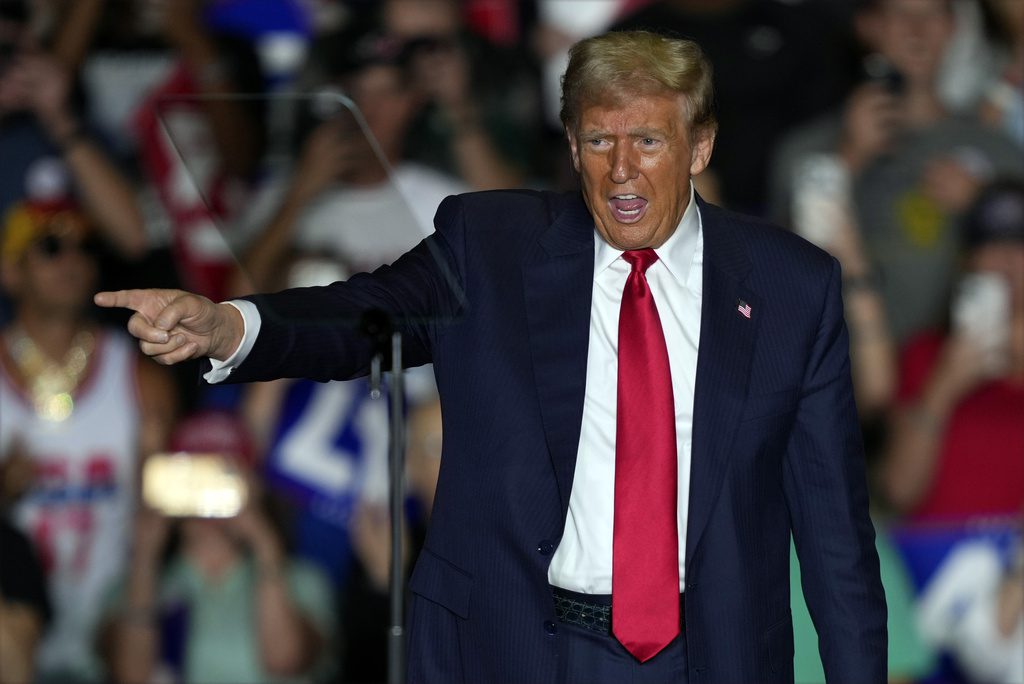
[614,194,638,200]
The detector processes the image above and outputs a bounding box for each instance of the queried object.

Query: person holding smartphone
[769,0,1024,347]
[881,179,1024,520]
[100,410,336,684]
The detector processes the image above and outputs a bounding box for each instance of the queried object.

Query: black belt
[552,587,684,635]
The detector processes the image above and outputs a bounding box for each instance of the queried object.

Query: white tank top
[0,330,140,679]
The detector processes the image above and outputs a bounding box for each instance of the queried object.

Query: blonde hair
[560,31,716,137]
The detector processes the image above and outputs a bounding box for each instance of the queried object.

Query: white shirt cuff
[203,300,262,384]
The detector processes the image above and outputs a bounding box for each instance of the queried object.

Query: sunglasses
[31,233,103,259]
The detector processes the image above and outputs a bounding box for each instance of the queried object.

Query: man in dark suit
[98,31,886,683]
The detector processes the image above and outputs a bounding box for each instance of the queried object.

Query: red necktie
[612,248,679,662]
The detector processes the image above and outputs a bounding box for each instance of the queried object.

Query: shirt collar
[594,182,701,287]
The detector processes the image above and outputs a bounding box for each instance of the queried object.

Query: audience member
[530,0,654,193]
[239,243,438,590]
[239,250,390,584]
[8,0,1024,678]
[881,179,1024,520]
[0,197,175,683]
[532,0,635,131]
[614,0,854,213]
[126,0,267,301]
[916,532,1023,683]
[381,0,544,189]
[101,410,335,684]
[784,151,898,419]
[770,0,1024,344]
[0,0,146,259]
[232,19,467,294]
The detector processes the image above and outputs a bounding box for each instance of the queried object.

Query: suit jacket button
[543,620,558,635]
[537,540,554,555]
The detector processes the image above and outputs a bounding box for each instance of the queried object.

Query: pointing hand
[94,289,244,365]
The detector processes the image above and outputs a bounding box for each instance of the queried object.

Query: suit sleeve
[218,195,469,384]
[783,257,888,682]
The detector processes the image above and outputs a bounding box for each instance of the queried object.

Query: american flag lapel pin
[737,299,752,319]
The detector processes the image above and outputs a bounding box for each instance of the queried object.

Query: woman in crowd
[102,410,335,684]
[881,179,1024,520]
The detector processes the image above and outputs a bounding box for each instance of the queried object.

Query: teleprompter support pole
[387,330,405,684]
[361,310,406,684]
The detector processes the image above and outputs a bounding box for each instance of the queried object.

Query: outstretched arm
[99,193,468,382]
[94,289,244,365]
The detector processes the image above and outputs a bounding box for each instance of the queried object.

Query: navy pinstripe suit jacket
[229,190,887,683]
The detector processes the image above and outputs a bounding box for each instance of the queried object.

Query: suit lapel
[685,199,761,568]
[523,195,595,517]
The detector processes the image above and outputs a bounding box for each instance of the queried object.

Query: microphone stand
[362,310,406,684]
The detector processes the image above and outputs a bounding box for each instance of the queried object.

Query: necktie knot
[622,248,659,275]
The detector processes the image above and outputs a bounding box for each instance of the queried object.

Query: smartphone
[143,453,248,518]
[951,272,1012,360]
[791,153,850,247]
[862,54,905,96]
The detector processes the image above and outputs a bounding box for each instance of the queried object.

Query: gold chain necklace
[7,328,95,422]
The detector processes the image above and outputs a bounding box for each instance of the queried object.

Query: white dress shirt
[547,184,703,594]
[208,187,705,596]
[204,300,260,383]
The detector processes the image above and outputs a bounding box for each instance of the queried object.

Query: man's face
[870,0,953,84]
[344,64,417,156]
[567,92,713,251]
[6,228,98,314]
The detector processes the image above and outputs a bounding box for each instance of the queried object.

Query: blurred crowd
[0,0,1021,682]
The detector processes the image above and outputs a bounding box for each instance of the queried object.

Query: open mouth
[609,194,648,223]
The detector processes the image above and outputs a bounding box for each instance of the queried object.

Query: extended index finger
[94,289,153,313]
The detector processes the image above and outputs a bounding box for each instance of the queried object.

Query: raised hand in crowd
[839,82,903,174]
[0,52,73,135]
[222,480,289,573]
[828,206,897,417]
[0,50,147,258]
[383,0,530,189]
[152,0,262,178]
[880,178,1024,518]
[221,480,326,676]
[921,155,986,214]
[881,323,1008,515]
[404,34,522,190]
[107,461,328,684]
[292,118,375,201]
